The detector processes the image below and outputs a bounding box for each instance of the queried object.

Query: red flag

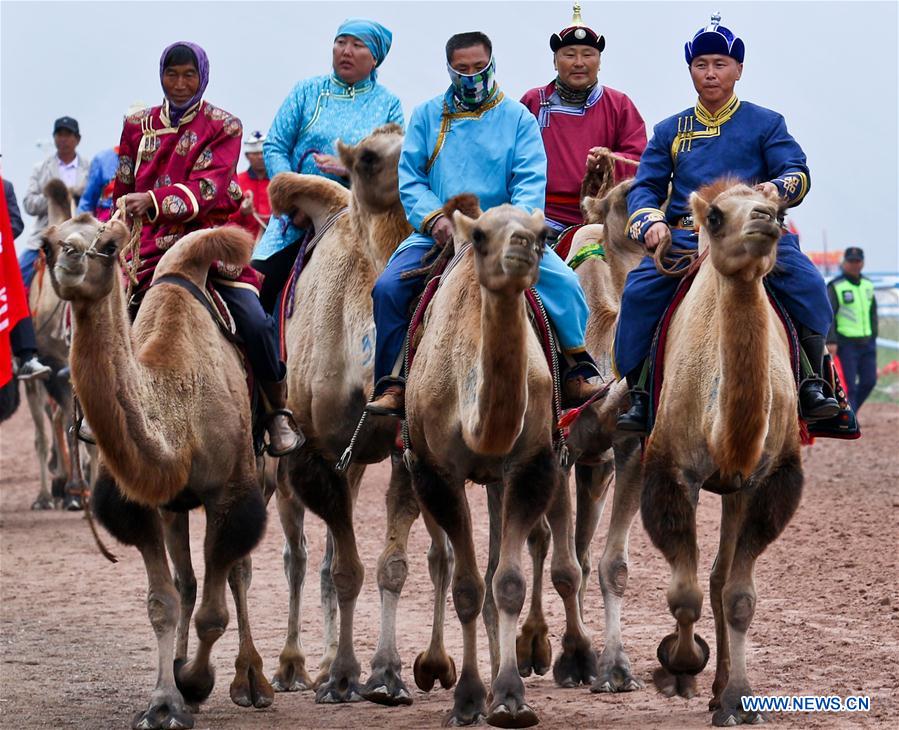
[0,174,31,387]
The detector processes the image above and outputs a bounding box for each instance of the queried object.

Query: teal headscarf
[335,18,393,80]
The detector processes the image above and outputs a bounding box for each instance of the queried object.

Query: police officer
[827,247,878,411]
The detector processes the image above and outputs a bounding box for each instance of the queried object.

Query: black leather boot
[798,329,840,421]
[260,379,304,456]
[616,367,650,434]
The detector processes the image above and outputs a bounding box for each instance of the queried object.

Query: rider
[109,41,300,456]
[365,30,603,417]
[615,15,840,433]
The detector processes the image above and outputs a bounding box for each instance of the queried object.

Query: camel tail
[44,179,72,226]
[155,225,254,284]
[269,172,350,218]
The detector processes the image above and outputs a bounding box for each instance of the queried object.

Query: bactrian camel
[43,216,272,729]
[268,124,455,706]
[405,198,589,728]
[640,180,803,726]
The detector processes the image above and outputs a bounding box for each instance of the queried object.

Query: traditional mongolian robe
[614,96,832,376]
[229,168,271,240]
[372,87,590,387]
[521,82,646,228]
[255,73,404,260]
[113,100,259,296]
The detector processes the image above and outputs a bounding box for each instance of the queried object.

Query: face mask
[447,56,496,109]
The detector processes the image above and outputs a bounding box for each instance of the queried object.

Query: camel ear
[689,191,710,227]
[530,208,545,228]
[582,194,610,224]
[452,210,475,242]
[336,139,355,172]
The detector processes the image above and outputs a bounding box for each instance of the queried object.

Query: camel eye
[471,227,487,252]
[707,206,724,232]
[100,242,118,257]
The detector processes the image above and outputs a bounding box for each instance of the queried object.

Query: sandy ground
[1,402,897,729]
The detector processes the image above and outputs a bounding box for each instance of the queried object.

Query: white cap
[244,130,265,153]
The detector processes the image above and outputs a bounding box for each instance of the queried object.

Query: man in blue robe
[615,15,839,432]
[366,31,600,416]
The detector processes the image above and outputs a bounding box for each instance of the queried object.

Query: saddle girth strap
[151,274,243,345]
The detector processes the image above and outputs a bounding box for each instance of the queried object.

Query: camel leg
[227,555,274,708]
[412,459,486,726]
[315,529,339,685]
[488,449,557,729]
[591,438,645,693]
[515,516,552,679]
[24,381,53,510]
[176,482,267,707]
[270,481,314,692]
[712,454,802,727]
[482,482,502,681]
[548,469,598,689]
[363,454,420,706]
[641,451,708,700]
[413,509,457,692]
[573,460,614,613]
[91,471,193,730]
[286,453,365,704]
[161,511,197,663]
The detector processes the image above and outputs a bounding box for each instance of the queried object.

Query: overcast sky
[1,0,897,270]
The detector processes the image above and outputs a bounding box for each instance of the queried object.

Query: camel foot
[552,633,598,688]
[656,632,710,675]
[174,658,215,705]
[230,662,274,708]
[590,647,644,693]
[314,658,363,704]
[131,694,194,730]
[515,620,551,677]
[414,647,458,692]
[31,494,54,510]
[653,667,698,699]
[444,667,486,727]
[362,663,414,706]
[487,667,538,728]
[51,475,66,501]
[712,683,765,726]
[271,649,313,692]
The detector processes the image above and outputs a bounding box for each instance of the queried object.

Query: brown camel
[267,124,453,706]
[405,199,588,728]
[43,216,272,729]
[640,180,803,726]
[23,179,85,510]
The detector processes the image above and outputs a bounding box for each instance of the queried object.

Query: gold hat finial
[572,3,584,26]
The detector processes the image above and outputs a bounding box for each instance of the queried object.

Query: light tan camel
[640,180,803,726]
[267,124,453,705]
[43,216,272,729]
[23,179,82,510]
[405,199,589,728]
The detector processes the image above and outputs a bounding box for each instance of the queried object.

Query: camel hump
[44,179,72,226]
[156,225,254,282]
[443,194,482,219]
[269,172,350,219]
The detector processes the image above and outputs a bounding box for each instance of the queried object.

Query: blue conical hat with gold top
[684,12,744,64]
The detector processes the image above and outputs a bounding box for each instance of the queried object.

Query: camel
[640,180,803,726]
[43,215,272,729]
[23,179,86,510]
[267,123,453,706]
[404,198,589,728]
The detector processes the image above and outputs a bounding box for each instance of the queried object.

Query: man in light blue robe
[366,31,600,416]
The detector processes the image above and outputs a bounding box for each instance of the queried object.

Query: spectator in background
[78,102,148,221]
[827,247,878,411]
[2,177,51,380]
[20,116,90,288]
[229,130,271,241]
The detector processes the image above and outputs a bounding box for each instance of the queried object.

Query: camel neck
[467,289,529,455]
[352,204,410,272]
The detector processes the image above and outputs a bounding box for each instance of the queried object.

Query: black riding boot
[798,328,840,421]
[616,365,650,434]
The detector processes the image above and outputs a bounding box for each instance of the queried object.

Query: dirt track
[1,402,897,729]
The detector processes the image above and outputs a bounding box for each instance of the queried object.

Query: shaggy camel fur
[23,179,84,509]
[406,200,587,728]
[44,217,271,729]
[510,180,651,694]
[640,181,803,726]
[268,124,447,706]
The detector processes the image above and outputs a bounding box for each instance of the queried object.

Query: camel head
[582,179,636,251]
[42,215,129,302]
[690,179,785,281]
[450,196,546,295]
[337,123,404,213]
